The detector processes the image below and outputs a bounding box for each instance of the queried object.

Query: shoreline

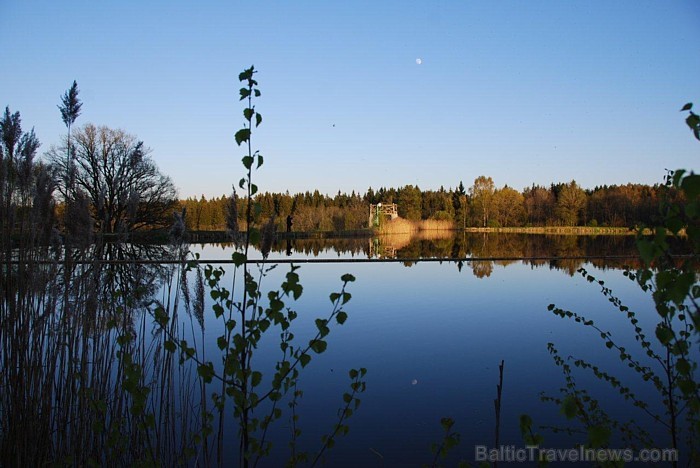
[118,226,641,244]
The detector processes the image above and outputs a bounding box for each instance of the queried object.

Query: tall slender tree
[452,181,467,230]
[470,175,495,227]
[57,81,82,190]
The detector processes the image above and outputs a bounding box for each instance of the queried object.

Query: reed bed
[375,217,455,235]
[0,241,209,466]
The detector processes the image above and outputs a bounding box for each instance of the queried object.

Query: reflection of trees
[202,233,646,277]
[269,237,369,258]
[1,239,176,464]
[549,236,585,276]
[63,242,174,325]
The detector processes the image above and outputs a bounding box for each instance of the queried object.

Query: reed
[375,217,455,235]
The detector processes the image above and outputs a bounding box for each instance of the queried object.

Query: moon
[416,58,422,65]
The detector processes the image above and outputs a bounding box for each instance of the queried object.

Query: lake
[184,233,681,466]
[1,232,689,466]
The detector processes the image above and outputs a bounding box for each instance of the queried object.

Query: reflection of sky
[173,246,673,465]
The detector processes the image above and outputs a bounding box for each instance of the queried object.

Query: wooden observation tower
[369,203,398,227]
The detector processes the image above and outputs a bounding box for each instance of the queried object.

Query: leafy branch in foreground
[523,103,700,467]
[145,66,365,467]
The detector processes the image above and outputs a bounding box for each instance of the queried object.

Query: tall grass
[375,217,454,235]
[0,236,212,465]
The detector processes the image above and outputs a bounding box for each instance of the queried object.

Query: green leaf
[299,353,311,368]
[235,128,251,145]
[560,395,577,419]
[681,102,693,111]
[329,292,340,303]
[256,154,264,168]
[440,417,455,430]
[217,335,227,350]
[251,371,262,387]
[655,325,674,345]
[232,252,246,266]
[254,89,261,97]
[672,169,687,187]
[243,108,254,121]
[637,239,655,264]
[239,87,251,100]
[242,156,254,169]
[666,216,684,235]
[256,113,263,127]
[519,414,533,429]
[239,68,252,81]
[164,340,176,353]
[681,174,700,199]
[678,378,696,396]
[197,364,214,383]
[292,284,303,300]
[587,425,611,448]
[336,311,348,324]
[675,358,691,375]
[341,273,356,282]
[310,339,327,354]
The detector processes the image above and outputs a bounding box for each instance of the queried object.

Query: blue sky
[1,1,699,198]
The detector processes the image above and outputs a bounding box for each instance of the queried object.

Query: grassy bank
[462,226,637,235]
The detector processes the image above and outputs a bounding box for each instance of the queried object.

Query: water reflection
[2,234,692,465]
[0,240,181,464]
[251,232,662,277]
[203,232,648,262]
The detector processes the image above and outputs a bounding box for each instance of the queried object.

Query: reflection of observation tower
[369,203,398,227]
[368,237,397,258]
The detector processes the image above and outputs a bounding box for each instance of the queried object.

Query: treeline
[180,190,368,232]
[180,176,678,232]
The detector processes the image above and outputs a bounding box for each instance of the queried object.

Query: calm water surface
[178,234,674,466]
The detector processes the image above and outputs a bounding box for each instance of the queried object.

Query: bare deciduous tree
[48,124,178,234]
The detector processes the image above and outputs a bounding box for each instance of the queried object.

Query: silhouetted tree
[57,81,82,189]
[0,107,56,249]
[48,124,178,234]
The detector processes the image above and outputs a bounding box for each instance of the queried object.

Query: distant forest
[179,176,678,232]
